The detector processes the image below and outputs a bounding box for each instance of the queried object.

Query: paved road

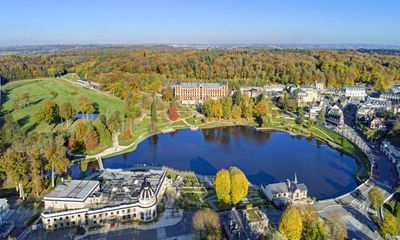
[318,104,398,239]
[82,212,194,240]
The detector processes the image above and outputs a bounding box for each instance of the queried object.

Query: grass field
[2,78,126,133]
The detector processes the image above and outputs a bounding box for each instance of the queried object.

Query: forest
[1,48,400,103]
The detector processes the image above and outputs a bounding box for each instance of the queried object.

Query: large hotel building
[172,82,229,104]
[41,168,168,230]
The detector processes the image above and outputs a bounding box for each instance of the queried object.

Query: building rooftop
[263,178,308,195]
[96,169,165,206]
[174,82,227,89]
[45,180,99,201]
[43,169,166,214]
[0,198,7,207]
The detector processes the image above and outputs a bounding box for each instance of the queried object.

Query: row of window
[49,212,146,229]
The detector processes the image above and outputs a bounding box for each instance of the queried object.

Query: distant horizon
[2,42,400,49]
[1,0,400,46]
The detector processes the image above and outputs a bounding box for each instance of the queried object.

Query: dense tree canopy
[1,48,400,100]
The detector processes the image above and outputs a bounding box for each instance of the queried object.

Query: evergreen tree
[94,114,112,145]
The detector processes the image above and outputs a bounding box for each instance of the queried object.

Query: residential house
[370,118,388,131]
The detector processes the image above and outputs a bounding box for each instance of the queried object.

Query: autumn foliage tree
[229,167,249,205]
[214,167,248,206]
[59,102,74,128]
[167,106,179,121]
[192,208,221,240]
[255,100,270,117]
[214,169,231,204]
[44,135,69,188]
[28,147,44,196]
[0,148,29,199]
[68,135,77,150]
[84,125,99,151]
[278,206,303,240]
[299,206,327,240]
[75,122,88,142]
[77,95,95,117]
[379,211,398,238]
[35,100,59,130]
[368,187,384,209]
[123,127,133,140]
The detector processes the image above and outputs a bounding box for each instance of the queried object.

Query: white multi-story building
[343,85,367,100]
[41,169,167,230]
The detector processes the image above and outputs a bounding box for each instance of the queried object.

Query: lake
[71,126,358,199]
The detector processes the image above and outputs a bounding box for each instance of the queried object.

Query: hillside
[1,78,126,133]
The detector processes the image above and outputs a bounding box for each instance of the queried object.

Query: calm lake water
[71,126,358,199]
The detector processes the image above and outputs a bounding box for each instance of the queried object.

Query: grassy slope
[2,78,126,132]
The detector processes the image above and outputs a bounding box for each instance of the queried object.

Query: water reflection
[70,126,358,199]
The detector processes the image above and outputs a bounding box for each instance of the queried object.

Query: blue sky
[1,0,400,46]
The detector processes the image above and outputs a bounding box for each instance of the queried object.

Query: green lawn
[2,78,126,133]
